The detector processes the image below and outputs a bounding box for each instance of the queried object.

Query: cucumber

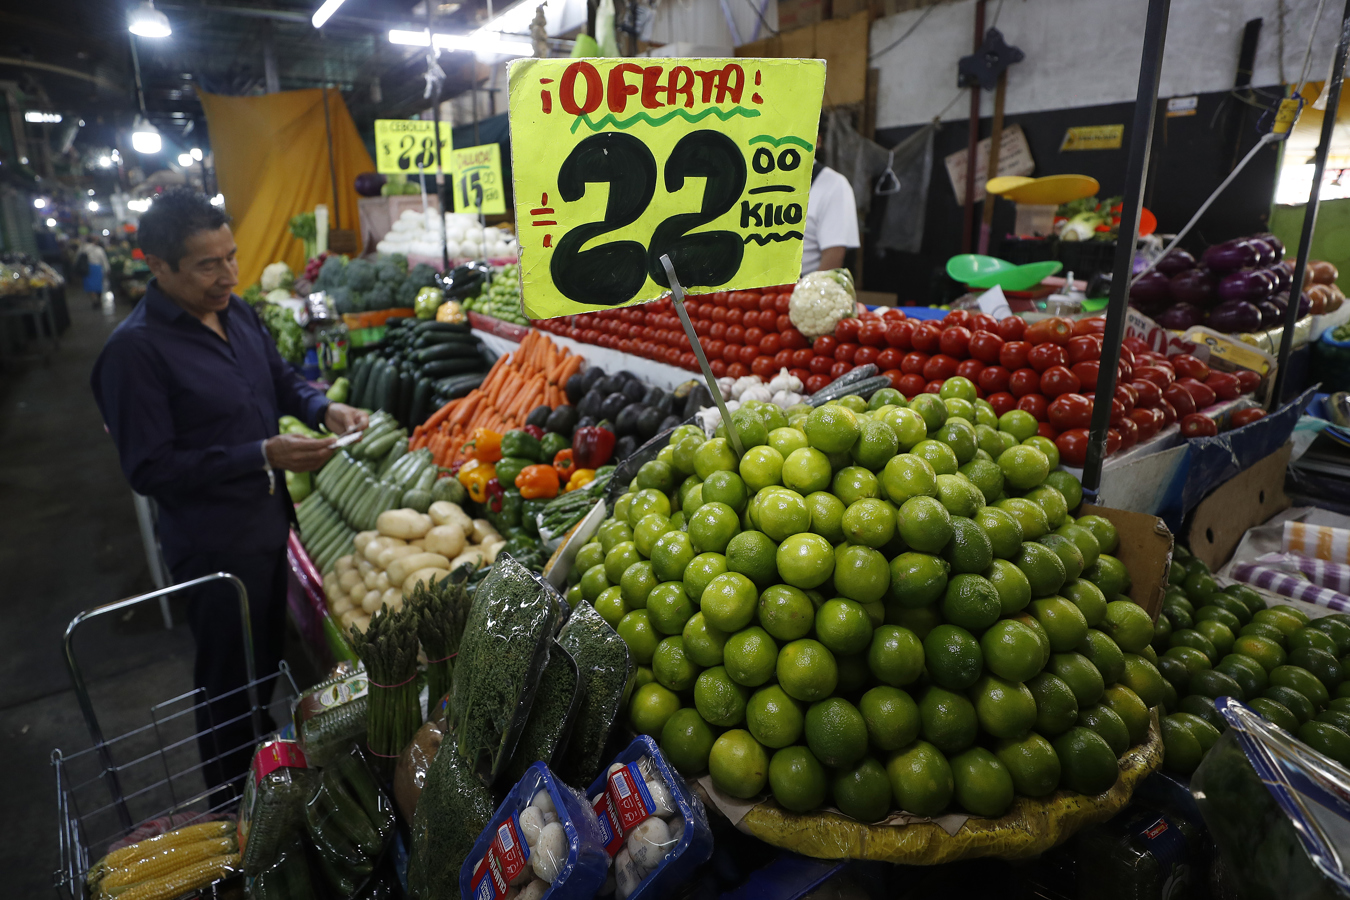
[377,437,409,476]
[412,465,438,492]
[410,377,433,426]
[415,321,471,333]
[415,343,473,364]
[421,358,485,378]
[361,429,404,463]
[399,452,432,488]
[349,356,373,409]
[336,752,395,840]
[381,362,399,414]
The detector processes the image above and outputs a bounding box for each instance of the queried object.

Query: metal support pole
[960,0,986,253]
[978,68,1008,255]
[1269,0,1350,408]
[427,2,451,273]
[1082,0,1171,500]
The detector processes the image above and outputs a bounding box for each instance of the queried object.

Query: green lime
[637,459,676,492]
[898,496,954,554]
[689,501,742,554]
[682,611,729,667]
[805,490,846,544]
[973,399,999,428]
[935,420,978,466]
[1018,542,1068,599]
[1075,515,1119,554]
[1298,722,1350,767]
[725,530,779,590]
[942,573,1001,631]
[598,518,635,553]
[912,439,960,476]
[1085,554,1130,598]
[972,673,1038,739]
[1233,635,1287,672]
[1080,628,1126,684]
[908,393,948,433]
[633,514,673,558]
[1195,619,1236,658]
[887,605,943,639]
[856,686,919,751]
[630,682,682,736]
[1119,654,1166,707]
[703,469,749,513]
[1048,651,1105,706]
[881,453,938,505]
[1270,664,1330,706]
[769,426,811,459]
[1044,470,1082,510]
[739,446,785,493]
[805,404,860,454]
[777,638,838,702]
[950,747,1014,818]
[695,665,749,726]
[594,586,629,627]
[1248,697,1300,732]
[1038,533,1085,581]
[651,530,696,583]
[804,697,869,768]
[768,745,828,811]
[1078,702,1129,756]
[1031,596,1090,652]
[1028,672,1080,736]
[782,447,832,494]
[757,489,810,543]
[580,563,611,604]
[981,618,1045,682]
[924,624,984,691]
[958,459,1004,505]
[1054,523,1100,569]
[998,497,1051,540]
[709,729,769,798]
[974,423,1007,460]
[998,410,1039,443]
[945,399,975,421]
[842,498,897,549]
[1264,686,1314,723]
[617,609,660,665]
[833,544,891,605]
[1161,715,1203,775]
[1102,600,1154,653]
[1013,613,1053,668]
[886,740,953,817]
[1053,726,1120,794]
[694,438,739,480]
[985,559,1033,615]
[672,436,704,477]
[680,480,704,517]
[647,581,695,634]
[776,532,836,590]
[628,489,673,524]
[724,626,780,687]
[935,474,985,519]
[1101,684,1151,745]
[919,685,979,754]
[746,684,805,749]
[832,466,880,506]
[995,732,1061,798]
[867,625,926,687]
[813,597,874,655]
[620,560,659,610]
[653,636,702,691]
[1061,579,1108,628]
[882,406,929,450]
[998,445,1050,491]
[974,507,1025,559]
[832,757,893,822]
[605,541,643,584]
[1022,435,1061,472]
[757,584,816,641]
[701,572,759,631]
[888,552,950,609]
[943,516,995,576]
[1288,646,1343,690]
[852,418,901,471]
[683,552,729,603]
[660,707,717,774]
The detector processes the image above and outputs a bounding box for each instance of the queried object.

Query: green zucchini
[381,362,399,414]
[420,358,484,378]
[410,377,433,426]
[378,437,409,476]
[361,429,404,463]
[415,343,473,364]
[335,751,395,840]
[349,356,372,409]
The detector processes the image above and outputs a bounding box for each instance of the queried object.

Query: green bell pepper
[494,456,533,491]
[501,429,543,463]
[521,498,549,537]
[539,431,570,463]
[487,489,523,532]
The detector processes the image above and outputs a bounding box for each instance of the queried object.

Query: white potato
[471,518,501,544]
[451,547,485,571]
[361,588,384,614]
[424,523,467,559]
[429,501,473,533]
[409,539,426,551]
[335,555,355,574]
[402,567,451,596]
[388,553,452,587]
[377,508,433,540]
[352,531,379,553]
[338,569,363,593]
[481,539,507,565]
[377,544,420,569]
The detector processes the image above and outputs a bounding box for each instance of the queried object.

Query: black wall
[866,86,1284,303]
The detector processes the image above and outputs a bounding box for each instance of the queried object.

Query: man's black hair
[137,187,231,271]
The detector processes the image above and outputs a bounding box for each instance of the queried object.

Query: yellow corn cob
[97,837,237,897]
[88,821,234,884]
[111,853,240,900]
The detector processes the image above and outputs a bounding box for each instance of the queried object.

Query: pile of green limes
[564,377,1159,820]
[1156,548,1350,772]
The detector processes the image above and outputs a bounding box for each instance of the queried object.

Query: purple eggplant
[1169,268,1217,306]
[354,172,387,197]
[1254,232,1286,262]
[1202,239,1259,274]
[1247,238,1276,268]
[1255,300,1282,329]
[1217,268,1274,304]
[1156,249,1197,277]
[1130,270,1174,314]
[1269,264,1292,293]
[1156,303,1208,330]
[1207,300,1262,334]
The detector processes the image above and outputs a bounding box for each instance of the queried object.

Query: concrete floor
[0,291,244,896]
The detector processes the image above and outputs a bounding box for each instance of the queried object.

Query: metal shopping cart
[52,574,299,899]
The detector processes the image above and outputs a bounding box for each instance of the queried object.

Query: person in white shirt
[802,119,860,276]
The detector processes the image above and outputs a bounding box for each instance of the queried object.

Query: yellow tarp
[198,87,376,288]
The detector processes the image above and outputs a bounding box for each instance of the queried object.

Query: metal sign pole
[1081,0,1172,502]
[1268,0,1350,408]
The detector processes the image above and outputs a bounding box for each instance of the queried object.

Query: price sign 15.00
[507,57,826,320]
[448,143,507,216]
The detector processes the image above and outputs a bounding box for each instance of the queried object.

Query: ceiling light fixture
[24,111,63,124]
[33,198,46,209]
[190,147,203,161]
[98,155,113,168]
[312,0,347,28]
[131,117,162,154]
[128,1,172,37]
[127,198,152,213]
[46,218,57,227]
[211,194,225,207]
[388,28,532,57]
[88,200,100,212]
[178,153,194,167]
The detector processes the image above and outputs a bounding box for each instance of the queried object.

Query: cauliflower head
[789,269,857,338]
[260,261,294,293]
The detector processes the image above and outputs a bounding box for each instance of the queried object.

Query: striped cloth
[1253,552,1350,594]
[1282,521,1350,565]
[1230,562,1350,613]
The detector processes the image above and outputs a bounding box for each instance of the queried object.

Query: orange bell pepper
[463,427,503,463]
[516,465,560,500]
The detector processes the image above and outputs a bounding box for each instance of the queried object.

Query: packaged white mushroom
[588,755,686,898]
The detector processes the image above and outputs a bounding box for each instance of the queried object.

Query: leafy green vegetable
[259,302,305,364]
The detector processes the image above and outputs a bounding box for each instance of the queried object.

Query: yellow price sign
[507,57,826,319]
[448,143,507,215]
[373,119,452,175]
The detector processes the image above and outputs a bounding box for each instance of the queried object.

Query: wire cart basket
[52,574,299,899]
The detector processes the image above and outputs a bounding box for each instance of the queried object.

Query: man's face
[148,224,239,317]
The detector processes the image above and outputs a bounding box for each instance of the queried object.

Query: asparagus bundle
[408,575,471,708]
[350,605,421,776]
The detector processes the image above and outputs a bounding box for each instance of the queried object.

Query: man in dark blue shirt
[92,187,367,791]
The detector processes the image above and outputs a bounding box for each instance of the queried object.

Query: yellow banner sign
[1060,124,1124,151]
[448,143,507,216]
[373,119,452,175]
[507,57,827,319]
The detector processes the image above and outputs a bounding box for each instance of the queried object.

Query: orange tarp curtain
[198,87,375,288]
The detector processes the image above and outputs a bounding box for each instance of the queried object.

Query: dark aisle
[0,291,195,896]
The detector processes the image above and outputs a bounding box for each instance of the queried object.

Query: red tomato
[1123,336,1150,355]
[791,367,812,385]
[998,316,1026,341]
[813,335,837,356]
[809,355,834,375]
[725,308,744,328]
[1181,413,1219,438]
[720,343,740,363]
[1040,366,1081,397]
[1037,422,1060,440]
[924,354,961,381]
[1017,394,1049,421]
[1234,369,1261,394]
[835,343,859,363]
[1134,365,1176,389]
[881,307,907,320]
[1000,341,1032,369]
[1072,360,1102,392]
[942,309,972,328]
[1115,416,1139,451]
[924,380,945,395]
[968,331,1005,363]
[911,323,943,353]
[1159,399,1177,427]
[1204,371,1241,402]
[761,334,783,356]
[1162,383,1196,416]
[773,348,793,369]
[1009,368,1042,397]
[884,319,915,349]
[901,352,930,374]
[1105,428,1123,456]
[834,318,860,342]
[1130,407,1163,440]
[1074,317,1108,335]
[1024,317,1075,345]
[898,373,928,397]
[751,355,777,378]
[939,326,972,358]
[1230,408,1267,427]
[1177,377,1217,409]
[777,314,795,333]
[1115,384,1137,415]
[1028,343,1069,372]
[971,313,1000,333]
[1056,428,1091,467]
[776,294,792,314]
[955,359,986,381]
[978,365,1012,395]
[859,320,888,347]
[743,326,765,347]
[791,348,814,367]
[831,361,853,380]
[1129,379,1163,409]
[742,345,761,365]
[1066,335,1103,364]
[855,346,880,366]
[781,328,807,350]
[727,361,749,378]
[882,369,904,390]
[1171,353,1210,381]
[709,321,728,341]
[726,325,746,345]
[987,391,1017,416]
[805,373,830,393]
[1048,393,1094,431]
[877,348,904,370]
[709,359,727,377]
[710,306,728,322]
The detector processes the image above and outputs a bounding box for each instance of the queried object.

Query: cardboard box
[1186,443,1293,571]
[778,0,830,31]
[1092,506,1175,621]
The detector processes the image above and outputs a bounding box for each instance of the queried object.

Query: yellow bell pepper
[457,459,496,503]
[566,468,597,492]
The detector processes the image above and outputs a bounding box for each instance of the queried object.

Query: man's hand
[265,433,336,472]
[325,402,369,436]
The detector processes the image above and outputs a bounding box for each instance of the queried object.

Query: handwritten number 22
[550,130,748,306]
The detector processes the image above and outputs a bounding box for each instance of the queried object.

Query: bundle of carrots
[411,329,584,467]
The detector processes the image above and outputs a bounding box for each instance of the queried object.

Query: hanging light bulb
[127,1,172,37]
[131,116,162,154]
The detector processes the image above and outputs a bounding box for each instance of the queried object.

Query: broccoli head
[366,282,395,310]
[329,286,354,314]
[377,253,408,276]
[406,263,439,290]
[316,255,347,291]
[395,278,421,309]
[344,258,376,293]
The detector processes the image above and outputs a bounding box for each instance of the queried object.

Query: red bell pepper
[573,426,616,469]
[523,424,546,440]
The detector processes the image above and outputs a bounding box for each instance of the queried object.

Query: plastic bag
[505,641,584,784]
[460,763,610,900]
[587,736,713,900]
[304,746,396,897]
[396,720,444,823]
[248,836,314,899]
[450,553,560,786]
[407,731,498,899]
[294,665,369,768]
[1192,698,1350,899]
[239,739,313,876]
[557,601,633,787]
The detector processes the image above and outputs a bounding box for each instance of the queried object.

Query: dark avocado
[581,367,606,391]
[643,385,666,406]
[659,414,684,433]
[546,405,579,437]
[636,407,665,440]
[615,435,638,460]
[623,380,647,402]
[579,388,606,419]
[525,405,552,429]
[600,375,626,395]
[683,383,713,418]
[574,415,597,432]
[615,404,644,437]
[600,392,629,421]
[565,372,588,405]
